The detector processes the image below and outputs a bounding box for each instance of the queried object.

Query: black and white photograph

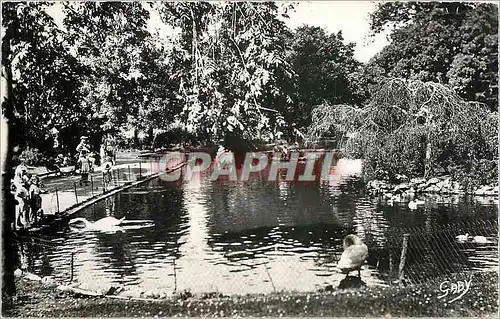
[1,1,498,317]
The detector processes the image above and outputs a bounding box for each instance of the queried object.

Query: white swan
[337,234,369,277]
[472,236,490,244]
[69,217,125,232]
[455,233,469,242]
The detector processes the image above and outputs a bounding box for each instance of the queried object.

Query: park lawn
[2,271,497,317]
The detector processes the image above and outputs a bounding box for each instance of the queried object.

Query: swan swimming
[68,217,154,233]
[337,234,369,277]
[68,217,125,233]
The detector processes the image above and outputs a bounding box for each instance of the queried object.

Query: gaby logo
[437,276,473,303]
[157,151,340,182]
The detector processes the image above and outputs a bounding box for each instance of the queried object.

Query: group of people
[75,135,116,186]
[10,134,118,231]
[11,159,44,230]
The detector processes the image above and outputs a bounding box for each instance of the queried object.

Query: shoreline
[366,176,499,199]
[3,271,497,317]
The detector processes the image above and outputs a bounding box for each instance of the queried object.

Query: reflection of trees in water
[205,178,344,234]
[17,237,56,277]
[205,223,356,269]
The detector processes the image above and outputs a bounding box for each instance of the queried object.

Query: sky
[284,1,390,62]
[46,1,389,63]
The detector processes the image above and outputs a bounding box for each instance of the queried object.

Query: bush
[19,148,43,166]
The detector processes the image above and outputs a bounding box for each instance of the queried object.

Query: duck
[472,236,489,244]
[337,234,369,277]
[408,199,425,210]
[408,200,418,210]
[455,233,469,242]
[68,216,125,232]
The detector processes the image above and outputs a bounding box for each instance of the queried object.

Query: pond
[22,159,498,295]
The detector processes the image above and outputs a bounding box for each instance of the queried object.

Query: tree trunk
[148,127,154,151]
[2,59,17,299]
[133,129,139,149]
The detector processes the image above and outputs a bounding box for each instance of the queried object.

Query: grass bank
[2,271,497,317]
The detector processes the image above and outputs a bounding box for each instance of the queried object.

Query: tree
[62,1,154,141]
[156,2,296,148]
[367,2,498,111]
[306,78,498,189]
[284,26,363,134]
[2,2,90,156]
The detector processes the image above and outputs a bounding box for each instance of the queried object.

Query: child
[28,175,43,224]
[77,150,90,186]
[88,152,96,173]
[102,156,113,185]
[13,180,29,230]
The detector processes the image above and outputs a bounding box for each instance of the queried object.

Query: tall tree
[2,2,89,155]
[367,2,498,110]
[156,2,296,148]
[62,1,153,141]
[285,26,363,134]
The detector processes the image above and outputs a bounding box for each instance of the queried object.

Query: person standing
[104,135,116,165]
[28,175,43,224]
[77,150,91,186]
[76,136,90,156]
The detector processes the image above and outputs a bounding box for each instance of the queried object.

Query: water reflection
[20,159,498,295]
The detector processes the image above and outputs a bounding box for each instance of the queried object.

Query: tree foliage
[367,2,498,111]
[2,2,90,155]
[156,2,295,147]
[307,78,498,189]
[284,26,363,135]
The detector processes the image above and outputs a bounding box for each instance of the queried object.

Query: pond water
[23,159,498,295]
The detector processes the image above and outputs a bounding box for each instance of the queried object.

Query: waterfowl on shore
[337,234,369,277]
[68,216,125,232]
[455,233,469,242]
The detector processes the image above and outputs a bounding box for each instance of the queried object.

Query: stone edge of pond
[366,176,499,198]
[9,269,498,317]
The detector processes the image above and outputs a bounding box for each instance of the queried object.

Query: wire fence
[367,219,498,286]
[38,157,164,218]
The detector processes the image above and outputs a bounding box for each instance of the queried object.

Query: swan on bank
[337,234,369,277]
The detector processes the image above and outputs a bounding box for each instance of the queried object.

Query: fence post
[139,161,142,179]
[128,165,131,181]
[398,233,410,286]
[150,159,153,175]
[389,248,393,285]
[55,187,60,213]
[91,175,94,196]
[70,252,74,282]
[73,182,78,204]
